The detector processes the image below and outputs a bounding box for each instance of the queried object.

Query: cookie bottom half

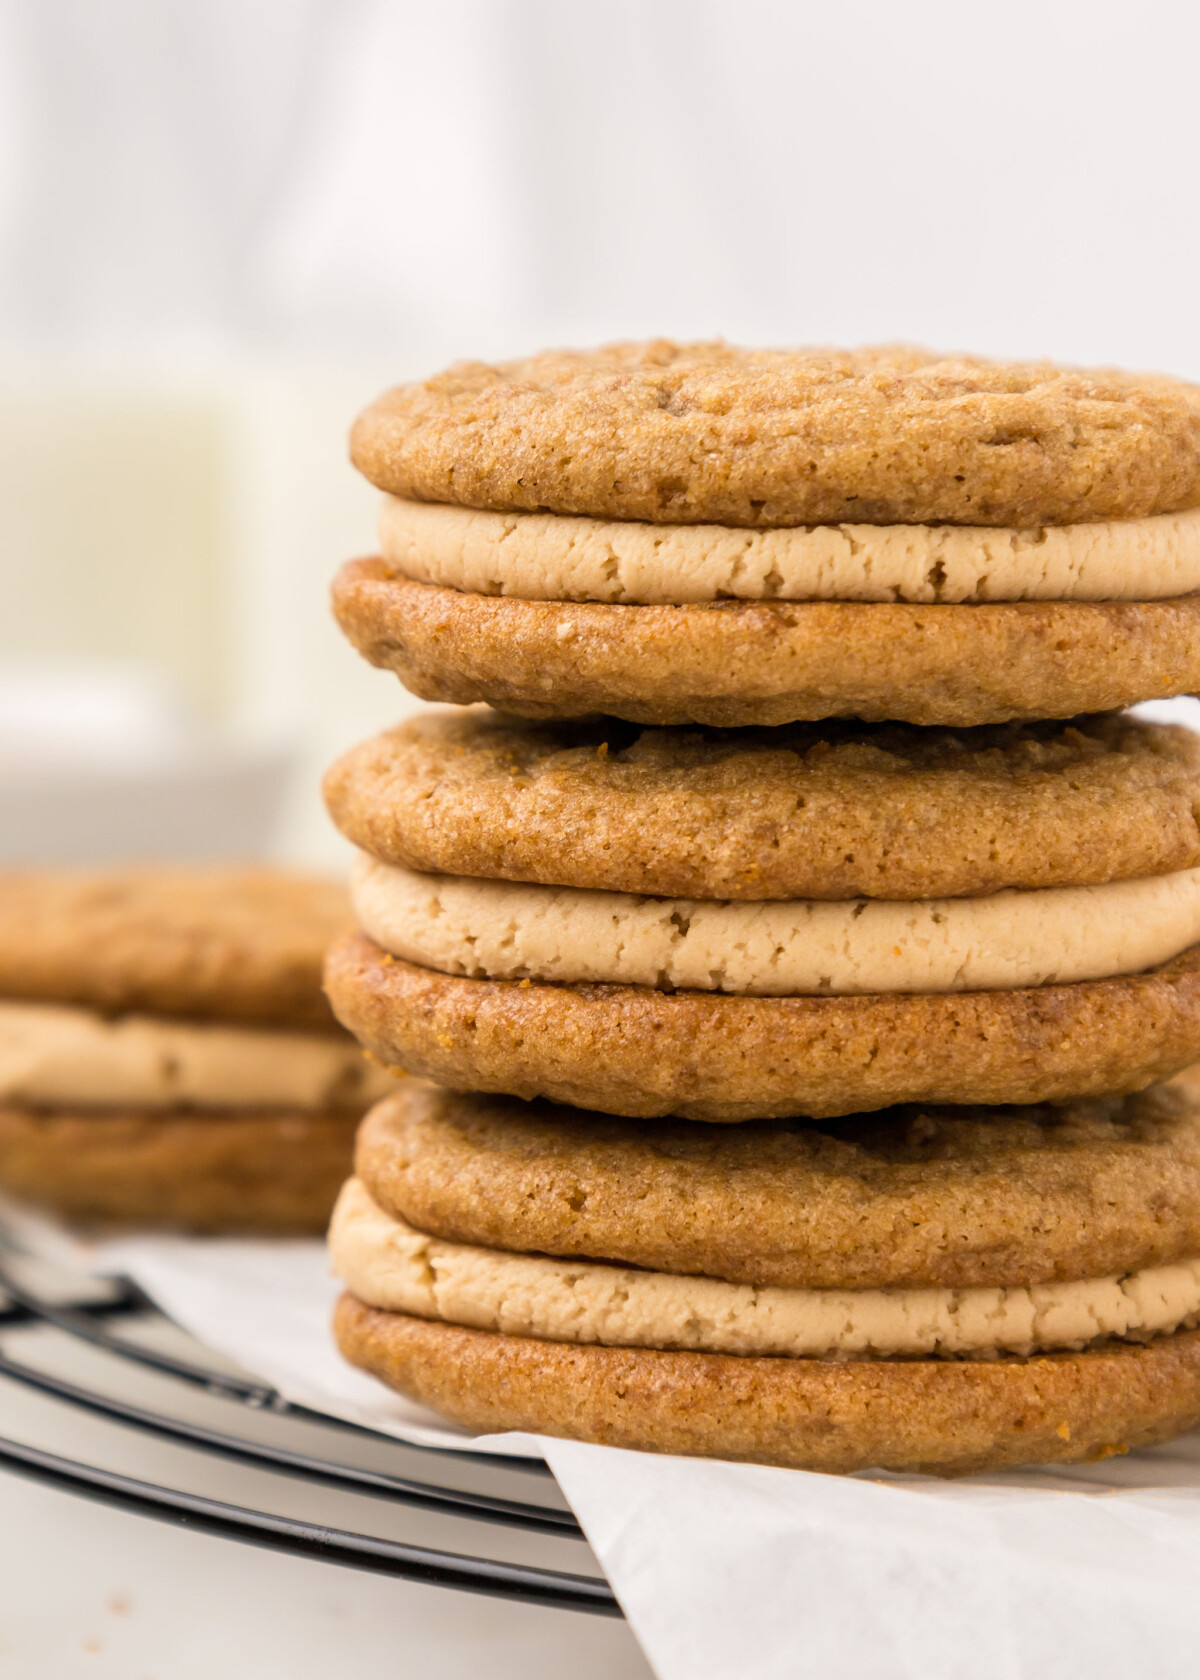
[325,933,1200,1121]
[334,562,1200,728]
[334,1294,1200,1476]
[0,1104,361,1233]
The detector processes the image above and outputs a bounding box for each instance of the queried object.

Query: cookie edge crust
[334,1295,1200,1476]
[333,563,1200,727]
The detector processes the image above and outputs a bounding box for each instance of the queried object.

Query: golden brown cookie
[350,342,1200,528]
[324,932,1200,1121]
[333,562,1200,728]
[0,1105,359,1233]
[0,867,354,1030]
[326,707,1200,901]
[355,1072,1200,1290]
[335,1296,1200,1477]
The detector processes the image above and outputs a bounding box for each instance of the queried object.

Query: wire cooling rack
[0,1235,619,1617]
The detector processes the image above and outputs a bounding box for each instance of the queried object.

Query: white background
[3,0,1200,863]
[5,0,1200,373]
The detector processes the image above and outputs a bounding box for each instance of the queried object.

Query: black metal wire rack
[0,1232,620,1617]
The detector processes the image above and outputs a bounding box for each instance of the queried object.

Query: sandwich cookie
[334,1177,1200,1362]
[342,343,1200,726]
[326,707,1200,1117]
[325,708,1200,1116]
[0,868,397,1231]
[329,1074,1200,1474]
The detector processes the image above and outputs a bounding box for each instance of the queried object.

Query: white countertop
[0,1465,652,1679]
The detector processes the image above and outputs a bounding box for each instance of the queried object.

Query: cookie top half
[0,867,353,1030]
[356,1073,1200,1291]
[325,706,1200,900]
[351,341,1200,528]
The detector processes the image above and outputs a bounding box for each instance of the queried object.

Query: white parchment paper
[9,1204,1200,1680]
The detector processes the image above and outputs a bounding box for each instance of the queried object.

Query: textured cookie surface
[355,1073,1200,1290]
[334,563,1200,727]
[327,708,1200,900]
[350,342,1200,528]
[335,1297,1200,1476]
[0,867,354,1029]
[324,933,1200,1121]
[0,1105,359,1232]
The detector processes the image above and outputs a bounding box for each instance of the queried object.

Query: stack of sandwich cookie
[324,340,1200,1472]
[0,868,395,1231]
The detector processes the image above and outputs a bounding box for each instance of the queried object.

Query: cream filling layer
[351,853,1200,997]
[0,1001,398,1110]
[378,495,1200,605]
[331,1178,1200,1359]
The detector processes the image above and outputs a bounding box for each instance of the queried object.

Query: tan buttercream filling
[378,495,1200,605]
[0,1001,398,1110]
[331,1178,1200,1359]
[350,853,1200,997]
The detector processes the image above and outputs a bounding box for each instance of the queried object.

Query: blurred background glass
[2,0,1199,867]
